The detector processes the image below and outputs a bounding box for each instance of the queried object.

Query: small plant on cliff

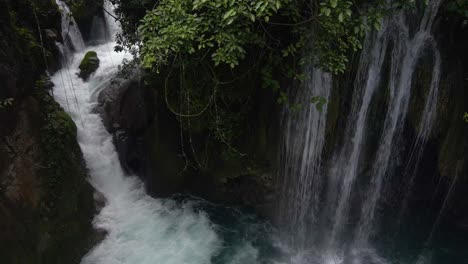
[447,0,468,22]
[0,98,14,109]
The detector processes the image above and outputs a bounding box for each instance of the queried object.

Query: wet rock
[78,51,100,80]
[97,67,156,176]
[44,29,57,41]
[66,0,104,41]
[37,75,54,90]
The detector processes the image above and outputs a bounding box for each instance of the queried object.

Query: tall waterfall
[277,0,444,262]
[356,0,442,244]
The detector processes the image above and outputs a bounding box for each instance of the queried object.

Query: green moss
[9,10,45,69]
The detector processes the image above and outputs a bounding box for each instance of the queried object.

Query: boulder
[78,51,100,80]
[97,67,156,176]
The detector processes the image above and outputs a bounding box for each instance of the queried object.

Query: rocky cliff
[0,0,98,263]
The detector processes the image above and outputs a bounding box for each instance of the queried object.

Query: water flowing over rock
[56,0,85,52]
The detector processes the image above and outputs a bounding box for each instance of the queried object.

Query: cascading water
[51,8,220,264]
[276,0,447,263]
[51,2,280,264]
[392,43,441,238]
[327,22,390,248]
[56,0,85,52]
[356,0,442,244]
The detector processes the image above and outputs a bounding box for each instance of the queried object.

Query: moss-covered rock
[36,90,96,264]
[78,51,100,80]
[0,1,96,261]
[0,89,96,264]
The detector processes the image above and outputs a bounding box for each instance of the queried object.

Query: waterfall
[55,0,85,52]
[394,45,441,235]
[277,67,332,248]
[89,15,108,45]
[327,22,390,248]
[48,0,457,262]
[356,0,442,244]
[103,0,121,41]
[276,0,445,262]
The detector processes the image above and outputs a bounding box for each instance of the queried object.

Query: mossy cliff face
[0,90,96,264]
[0,0,96,263]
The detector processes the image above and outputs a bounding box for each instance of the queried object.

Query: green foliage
[116,0,410,75]
[69,0,87,18]
[261,64,280,91]
[314,0,389,74]
[311,96,327,112]
[9,10,43,54]
[69,0,104,19]
[464,112,468,122]
[139,0,290,70]
[447,0,468,22]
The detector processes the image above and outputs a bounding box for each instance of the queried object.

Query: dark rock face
[0,92,97,264]
[78,51,100,80]
[97,67,157,176]
[97,64,280,216]
[65,0,105,41]
[0,0,96,263]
